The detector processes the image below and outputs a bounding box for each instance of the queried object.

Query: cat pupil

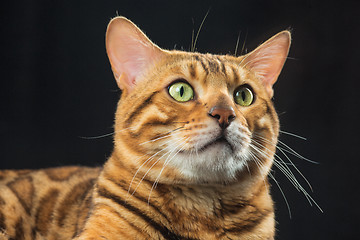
[180,86,184,97]
[241,91,246,100]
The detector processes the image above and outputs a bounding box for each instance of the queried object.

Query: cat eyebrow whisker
[234,31,241,57]
[240,30,248,56]
[191,8,210,52]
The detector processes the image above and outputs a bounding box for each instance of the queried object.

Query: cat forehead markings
[165,53,247,89]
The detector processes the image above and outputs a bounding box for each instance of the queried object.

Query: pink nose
[208,106,236,129]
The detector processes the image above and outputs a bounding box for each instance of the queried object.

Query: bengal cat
[0,17,291,240]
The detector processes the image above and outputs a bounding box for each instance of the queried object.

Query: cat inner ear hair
[106,17,165,92]
[239,31,291,97]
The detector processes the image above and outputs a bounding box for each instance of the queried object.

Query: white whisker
[234,31,241,56]
[139,135,172,146]
[268,172,292,218]
[279,130,307,140]
[139,127,186,146]
[278,140,319,164]
[148,138,189,203]
[247,148,269,194]
[129,137,185,199]
[191,9,210,52]
[254,133,318,164]
[277,147,313,192]
[251,133,323,213]
[79,126,136,139]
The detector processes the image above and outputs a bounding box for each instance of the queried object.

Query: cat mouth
[198,136,234,153]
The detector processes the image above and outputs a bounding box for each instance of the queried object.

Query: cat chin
[169,143,251,183]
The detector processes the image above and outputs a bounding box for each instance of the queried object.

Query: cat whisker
[253,133,318,164]
[127,138,176,198]
[129,147,172,195]
[277,146,317,164]
[279,130,307,140]
[251,138,307,193]
[234,31,241,56]
[148,140,186,204]
[127,152,161,198]
[268,171,292,218]
[253,139,304,192]
[139,135,172,146]
[191,8,210,52]
[245,160,251,176]
[79,126,136,140]
[277,139,319,164]
[79,132,115,139]
[248,150,269,193]
[148,138,189,204]
[249,142,292,217]
[129,154,168,199]
[129,137,185,198]
[273,155,322,212]
[251,134,323,213]
[276,147,313,192]
[190,19,194,52]
[139,126,186,146]
[240,30,248,56]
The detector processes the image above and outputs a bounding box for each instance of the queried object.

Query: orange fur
[0,17,290,239]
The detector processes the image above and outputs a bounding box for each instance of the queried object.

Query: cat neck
[91,154,275,238]
[100,153,271,209]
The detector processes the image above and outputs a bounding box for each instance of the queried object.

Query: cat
[0,16,291,240]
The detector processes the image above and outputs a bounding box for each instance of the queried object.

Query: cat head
[106,17,290,184]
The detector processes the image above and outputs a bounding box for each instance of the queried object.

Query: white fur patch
[167,120,252,183]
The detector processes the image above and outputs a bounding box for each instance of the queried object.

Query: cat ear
[240,31,291,97]
[106,17,164,92]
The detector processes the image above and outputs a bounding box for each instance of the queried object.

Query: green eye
[168,82,194,102]
[234,86,254,106]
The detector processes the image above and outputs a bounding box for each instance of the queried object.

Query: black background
[1,0,359,239]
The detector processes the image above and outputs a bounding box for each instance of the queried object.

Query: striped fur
[0,17,291,239]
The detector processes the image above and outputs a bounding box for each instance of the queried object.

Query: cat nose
[208,106,236,129]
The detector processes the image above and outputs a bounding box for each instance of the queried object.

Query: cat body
[0,167,100,239]
[0,17,291,239]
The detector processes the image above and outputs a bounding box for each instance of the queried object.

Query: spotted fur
[0,17,291,239]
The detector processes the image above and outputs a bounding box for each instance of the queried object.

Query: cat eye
[234,86,254,106]
[168,81,194,102]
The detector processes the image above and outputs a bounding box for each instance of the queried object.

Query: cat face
[106,17,290,184]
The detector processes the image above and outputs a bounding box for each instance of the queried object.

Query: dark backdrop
[1,0,359,239]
